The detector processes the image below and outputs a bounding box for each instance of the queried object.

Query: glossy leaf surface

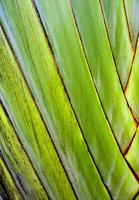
[0,27,75,200]
[34,0,138,199]
[125,0,139,48]
[100,0,133,88]
[0,1,111,199]
[0,0,139,199]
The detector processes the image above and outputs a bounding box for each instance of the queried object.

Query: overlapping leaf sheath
[125,37,139,177]
[69,0,136,152]
[0,0,111,199]
[0,27,75,200]
[126,128,139,177]
[100,0,133,88]
[124,0,139,48]
[34,0,138,199]
[0,105,48,199]
[0,0,139,199]
[126,40,139,122]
